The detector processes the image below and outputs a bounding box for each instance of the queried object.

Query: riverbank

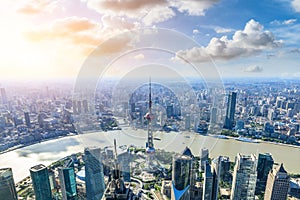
[1,128,300,183]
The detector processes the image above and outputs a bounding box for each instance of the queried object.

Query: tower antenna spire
[145,76,155,162]
[149,77,152,112]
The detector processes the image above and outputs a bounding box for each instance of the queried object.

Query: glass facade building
[0,168,18,200]
[231,154,257,200]
[255,153,274,194]
[58,167,77,200]
[171,154,192,200]
[84,147,105,200]
[30,164,52,200]
[224,92,237,130]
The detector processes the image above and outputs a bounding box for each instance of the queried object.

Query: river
[1,126,300,183]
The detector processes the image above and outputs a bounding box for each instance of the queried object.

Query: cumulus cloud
[86,0,168,20]
[174,19,283,62]
[292,0,300,12]
[244,65,263,73]
[170,0,219,16]
[84,0,218,25]
[142,6,175,26]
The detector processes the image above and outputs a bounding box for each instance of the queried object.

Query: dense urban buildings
[0,79,300,200]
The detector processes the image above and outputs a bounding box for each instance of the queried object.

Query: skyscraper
[230,154,257,200]
[224,92,237,130]
[0,88,7,104]
[200,148,209,170]
[171,154,192,200]
[202,163,218,200]
[24,112,31,128]
[117,151,131,182]
[58,167,77,200]
[102,139,134,200]
[264,164,290,200]
[30,164,52,200]
[145,78,155,169]
[0,168,18,200]
[255,153,274,195]
[212,156,231,183]
[84,147,105,200]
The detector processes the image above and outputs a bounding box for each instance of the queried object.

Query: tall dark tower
[224,92,237,130]
[24,112,31,128]
[144,78,155,167]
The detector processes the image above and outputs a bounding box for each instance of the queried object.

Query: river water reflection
[1,128,300,183]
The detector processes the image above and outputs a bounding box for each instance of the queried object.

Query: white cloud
[244,65,263,73]
[174,19,283,62]
[292,0,300,12]
[271,18,297,25]
[142,6,175,26]
[170,0,219,16]
[84,0,218,25]
[283,19,297,25]
[193,29,200,34]
[214,27,234,33]
[85,0,169,25]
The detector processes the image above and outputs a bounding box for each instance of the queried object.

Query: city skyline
[1,0,300,80]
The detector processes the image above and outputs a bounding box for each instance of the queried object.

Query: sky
[1,0,300,81]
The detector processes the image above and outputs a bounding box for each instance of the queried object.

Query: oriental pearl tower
[144,78,155,168]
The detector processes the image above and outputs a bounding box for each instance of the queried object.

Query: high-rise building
[77,101,82,114]
[24,112,31,128]
[264,164,290,200]
[0,88,7,104]
[171,154,192,200]
[166,105,174,118]
[202,163,218,200]
[82,100,89,113]
[30,164,52,200]
[72,100,77,114]
[200,148,209,170]
[58,167,77,200]
[0,168,18,200]
[210,107,218,124]
[117,151,131,182]
[145,79,155,168]
[185,114,191,130]
[224,92,237,130]
[255,153,274,195]
[84,147,105,200]
[102,139,134,200]
[212,156,231,183]
[230,154,257,200]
